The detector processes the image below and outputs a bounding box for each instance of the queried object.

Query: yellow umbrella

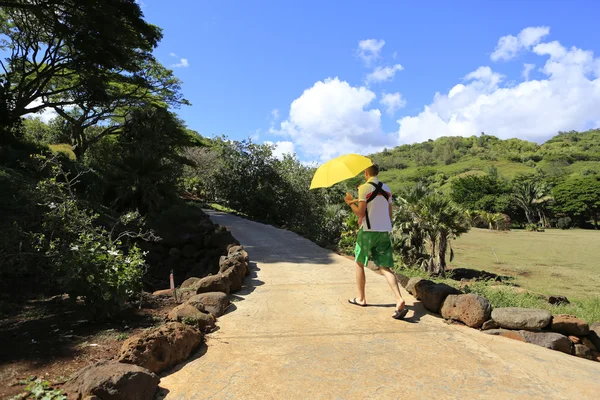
[309,154,373,189]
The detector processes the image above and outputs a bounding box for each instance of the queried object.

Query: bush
[30,156,154,318]
[525,223,545,232]
[557,217,572,230]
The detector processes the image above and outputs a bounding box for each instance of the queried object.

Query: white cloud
[491,26,550,61]
[264,140,296,160]
[169,52,178,57]
[365,64,403,84]
[171,58,189,68]
[392,51,398,60]
[522,63,535,80]
[24,98,58,123]
[271,77,394,161]
[271,108,279,120]
[357,39,385,65]
[380,92,406,115]
[397,30,600,144]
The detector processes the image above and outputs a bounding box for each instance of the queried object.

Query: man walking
[344,164,407,319]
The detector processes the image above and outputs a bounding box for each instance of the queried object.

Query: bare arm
[389,203,393,223]
[347,201,366,218]
[344,192,366,218]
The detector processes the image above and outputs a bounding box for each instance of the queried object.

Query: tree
[450,174,511,213]
[513,180,553,226]
[50,60,189,159]
[87,105,192,213]
[419,194,469,275]
[393,183,470,275]
[0,0,161,129]
[552,176,600,229]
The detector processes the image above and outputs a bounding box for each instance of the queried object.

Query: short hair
[366,163,379,176]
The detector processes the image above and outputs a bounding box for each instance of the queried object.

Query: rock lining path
[160,210,600,399]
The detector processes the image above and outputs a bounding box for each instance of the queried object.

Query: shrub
[525,223,544,232]
[557,217,572,230]
[30,155,154,318]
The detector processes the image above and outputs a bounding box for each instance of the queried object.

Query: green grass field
[451,228,600,300]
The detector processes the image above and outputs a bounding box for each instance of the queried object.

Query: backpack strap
[364,182,389,229]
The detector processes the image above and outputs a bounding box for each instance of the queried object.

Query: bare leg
[379,267,405,313]
[355,263,367,305]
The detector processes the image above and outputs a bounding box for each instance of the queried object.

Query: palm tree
[513,181,553,226]
[419,194,470,275]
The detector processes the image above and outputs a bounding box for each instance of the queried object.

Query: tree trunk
[437,235,447,275]
[71,126,88,160]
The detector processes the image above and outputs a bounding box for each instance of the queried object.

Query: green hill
[369,129,600,194]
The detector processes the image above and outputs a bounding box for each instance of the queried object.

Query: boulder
[569,336,581,344]
[483,329,526,342]
[177,288,197,303]
[574,344,594,360]
[63,360,159,400]
[593,351,600,363]
[546,295,570,305]
[118,322,202,374]
[551,314,589,336]
[167,304,216,332]
[519,331,573,355]
[209,230,239,251]
[394,273,410,289]
[588,323,600,351]
[219,256,247,292]
[491,308,552,331]
[194,274,231,294]
[582,337,597,352]
[180,277,202,289]
[440,294,492,328]
[152,289,173,298]
[406,277,423,298]
[414,280,461,314]
[186,292,230,317]
[182,244,196,259]
[190,234,205,249]
[481,320,500,331]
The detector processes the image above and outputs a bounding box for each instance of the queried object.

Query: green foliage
[87,106,191,213]
[525,223,545,232]
[194,138,347,246]
[450,174,511,213]
[30,155,152,318]
[552,175,600,228]
[392,183,470,274]
[464,281,600,324]
[14,377,66,400]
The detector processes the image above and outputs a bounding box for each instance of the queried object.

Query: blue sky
[142,1,600,161]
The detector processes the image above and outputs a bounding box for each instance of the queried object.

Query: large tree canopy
[552,176,600,229]
[0,0,162,128]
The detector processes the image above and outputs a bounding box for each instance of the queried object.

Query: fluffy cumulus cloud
[380,92,406,115]
[366,64,404,84]
[357,39,385,66]
[271,77,395,161]
[264,140,296,160]
[397,27,600,144]
[522,63,535,80]
[491,26,550,61]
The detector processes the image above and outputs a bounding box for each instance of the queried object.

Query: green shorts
[354,228,394,268]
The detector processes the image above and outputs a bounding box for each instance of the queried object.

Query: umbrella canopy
[309,154,373,189]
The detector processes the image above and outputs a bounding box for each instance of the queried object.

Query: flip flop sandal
[392,309,409,320]
[348,298,367,307]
